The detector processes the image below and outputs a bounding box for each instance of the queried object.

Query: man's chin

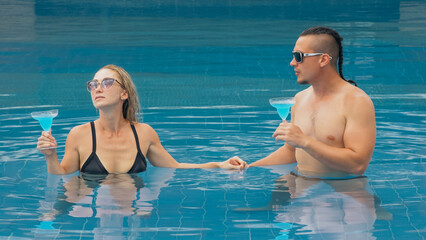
[298,80,309,85]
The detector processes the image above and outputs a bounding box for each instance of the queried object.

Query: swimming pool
[0,0,425,239]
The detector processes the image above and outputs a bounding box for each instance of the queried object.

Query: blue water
[1,1,425,239]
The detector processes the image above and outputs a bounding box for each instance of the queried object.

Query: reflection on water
[0,99,424,239]
[235,166,392,239]
[35,168,175,239]
[273,175,393,239]
[0,100,424,239]
[44,174,147,219]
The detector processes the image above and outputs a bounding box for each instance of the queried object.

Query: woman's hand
[220,156,248,170]
[37,131,57,155]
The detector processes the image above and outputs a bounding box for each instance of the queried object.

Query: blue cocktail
[31,109,58,132]
[31,109,58,149]
[269,97,295,120]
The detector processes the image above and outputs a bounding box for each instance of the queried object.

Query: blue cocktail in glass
[31,109,58,149]
[269,97,295,120]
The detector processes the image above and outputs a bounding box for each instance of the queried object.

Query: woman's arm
[142,124,246,170]
[38,127,81,175]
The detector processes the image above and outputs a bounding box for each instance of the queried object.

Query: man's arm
[249,143,296,167]
[249,102,298,168]
[274,93,376,175]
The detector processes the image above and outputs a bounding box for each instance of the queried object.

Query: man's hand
[272,120,308,149]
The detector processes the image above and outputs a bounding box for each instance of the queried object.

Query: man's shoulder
[344,84,373,104]
[295,86,312,99]
[342,84,375,114]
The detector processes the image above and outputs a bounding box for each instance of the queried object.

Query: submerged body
[37,65,246,175]
[290,82,375,177]
[80,122,147,174]
[231,27,376,177]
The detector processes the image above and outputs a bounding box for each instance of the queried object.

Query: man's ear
[319,54,332,68]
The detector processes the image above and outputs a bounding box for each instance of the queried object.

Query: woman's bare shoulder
[67,122,91,138]
[133,122,157,135]
[63,122,92,152]
[132,122,160,145]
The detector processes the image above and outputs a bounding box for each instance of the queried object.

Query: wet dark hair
[300,26,357,86]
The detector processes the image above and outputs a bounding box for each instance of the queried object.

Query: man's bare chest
[294,102,346,145]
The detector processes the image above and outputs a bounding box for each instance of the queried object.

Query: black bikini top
[80,122,147,174]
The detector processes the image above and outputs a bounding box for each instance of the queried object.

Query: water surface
[0,1,425,239]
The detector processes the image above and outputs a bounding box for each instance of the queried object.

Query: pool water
[1,1,425,239]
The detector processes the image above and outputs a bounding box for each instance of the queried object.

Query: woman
[38,64,246,174]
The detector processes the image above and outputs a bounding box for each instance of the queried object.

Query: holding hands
[219,157,247,170]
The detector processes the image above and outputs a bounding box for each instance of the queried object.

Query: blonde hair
[101,64,141,123]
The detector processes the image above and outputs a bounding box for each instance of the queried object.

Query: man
[232,27,391,228]
[232,26,376,177]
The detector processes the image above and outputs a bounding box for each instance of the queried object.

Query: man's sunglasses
[292,51,332,63]
[87,78,125,92]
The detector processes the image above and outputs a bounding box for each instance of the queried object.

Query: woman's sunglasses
[292,51,332,63]
[87,78,125,92]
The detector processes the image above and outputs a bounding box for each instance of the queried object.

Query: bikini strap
[130,124,142,152]
[90,121,96,152]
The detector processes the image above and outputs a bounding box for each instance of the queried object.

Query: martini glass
[269,97,295,120]
[31,109,58,149]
